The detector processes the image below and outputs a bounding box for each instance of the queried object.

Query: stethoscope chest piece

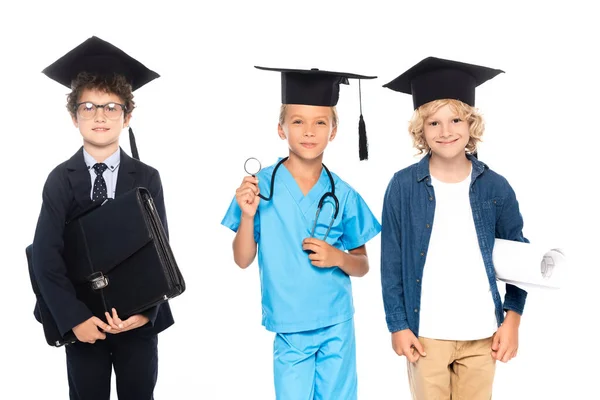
[244,157,262,176]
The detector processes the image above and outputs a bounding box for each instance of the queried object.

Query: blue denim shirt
[381,153,528,335]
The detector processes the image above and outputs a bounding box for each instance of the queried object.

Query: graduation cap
[42,36,160,160]
[383,57,504,110]
[255,66,377,161]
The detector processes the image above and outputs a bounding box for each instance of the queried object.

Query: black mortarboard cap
[42,36,160,160]
[383,57,504,110]
[255,66,377,160]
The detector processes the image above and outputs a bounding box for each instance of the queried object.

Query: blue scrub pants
[273,318,357,400]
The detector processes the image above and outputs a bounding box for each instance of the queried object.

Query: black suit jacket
[32,147,174,337]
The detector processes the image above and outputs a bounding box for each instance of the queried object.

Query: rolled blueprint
[493,239,565,290]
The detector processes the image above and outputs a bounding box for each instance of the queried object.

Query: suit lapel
[66,147,94,210]
[67,146,138,210]
[115,148,137,197]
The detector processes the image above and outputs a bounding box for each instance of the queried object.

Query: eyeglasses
[76,102,127,120]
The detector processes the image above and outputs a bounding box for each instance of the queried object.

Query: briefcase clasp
[89,272,109,290]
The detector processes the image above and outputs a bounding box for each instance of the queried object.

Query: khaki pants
[407,336,496,400]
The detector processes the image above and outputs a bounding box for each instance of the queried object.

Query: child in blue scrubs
[222,67,381,399]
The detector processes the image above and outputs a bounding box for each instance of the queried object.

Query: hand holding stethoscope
[235,159,262,218]
[301,237,345,268]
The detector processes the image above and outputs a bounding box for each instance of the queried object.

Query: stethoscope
[244,156,339,241]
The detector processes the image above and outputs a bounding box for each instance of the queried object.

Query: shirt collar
[416,152,487,182]
[83,148,121,172]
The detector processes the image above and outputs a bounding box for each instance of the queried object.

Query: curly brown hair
[66,72,135,118]
[408,99,485,155]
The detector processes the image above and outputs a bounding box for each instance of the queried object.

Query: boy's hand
[104,308,150,334]
[302,238,343,268]
[491,311,520,363]
[236,176,260,218]
[72,316,111,344]
[392,329,427,363]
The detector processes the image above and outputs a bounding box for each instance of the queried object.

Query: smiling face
[71,88,131,149]
[422,103,470,161]
[408,98,484,160]
[277,104,337,161]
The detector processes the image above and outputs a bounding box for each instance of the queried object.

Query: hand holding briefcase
[27,186,185,346]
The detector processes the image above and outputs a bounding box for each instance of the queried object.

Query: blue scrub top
[222,159,381,333]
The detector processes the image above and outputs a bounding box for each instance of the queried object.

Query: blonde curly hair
[408,99,484,155]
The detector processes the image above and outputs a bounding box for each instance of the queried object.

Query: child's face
[277,105,337,160]
[423,103,470,160]
[71,88,131,149]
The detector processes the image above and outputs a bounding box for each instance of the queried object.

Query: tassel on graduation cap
[129,127,140,160]
[358,79,368,161]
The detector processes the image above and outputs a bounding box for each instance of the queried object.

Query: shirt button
[426,224,430,228]
[429,196,433,201]
[420,252,425,256]
[416,279,420,283]
[414,308,418,313]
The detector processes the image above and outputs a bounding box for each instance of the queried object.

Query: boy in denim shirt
[380,57,528,399]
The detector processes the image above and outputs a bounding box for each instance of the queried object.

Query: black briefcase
[27,187,185,346]
[63,187,185,320]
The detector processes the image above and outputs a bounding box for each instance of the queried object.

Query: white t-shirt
[418,169,498,340]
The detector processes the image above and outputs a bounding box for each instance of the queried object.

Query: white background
[1,0,598,398]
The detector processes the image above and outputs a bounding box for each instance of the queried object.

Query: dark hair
[66,72,135,118]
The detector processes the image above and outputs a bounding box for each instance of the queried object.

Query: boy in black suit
[32,36,173,400]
